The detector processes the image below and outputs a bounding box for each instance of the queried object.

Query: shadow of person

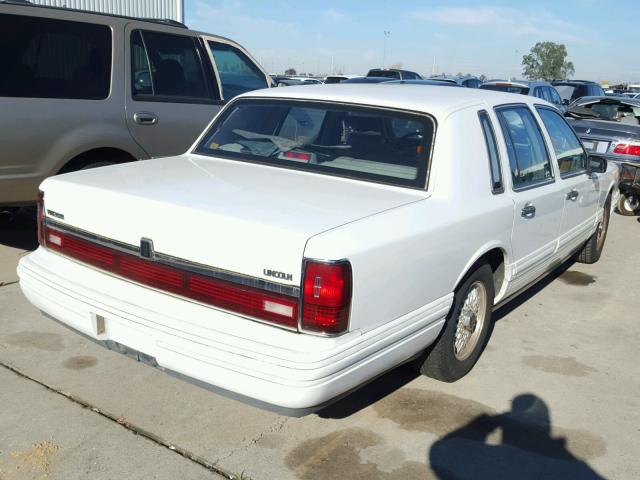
[429,394,605,479]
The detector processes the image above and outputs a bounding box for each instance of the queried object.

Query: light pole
[382,30,391,68]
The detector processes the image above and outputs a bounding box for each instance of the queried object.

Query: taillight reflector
[302,260,352,334]
[43,225,298,329]
[613,143,640,156]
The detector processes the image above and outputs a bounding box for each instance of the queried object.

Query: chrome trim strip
[44,219,300,297]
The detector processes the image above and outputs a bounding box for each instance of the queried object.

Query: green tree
[479,74,487,82]
[284,68,297,75]
[522,42,574,81]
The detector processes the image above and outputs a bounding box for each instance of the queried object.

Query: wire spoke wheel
[454,281,487,361]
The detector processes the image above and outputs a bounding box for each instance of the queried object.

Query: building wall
[28,0,184,22]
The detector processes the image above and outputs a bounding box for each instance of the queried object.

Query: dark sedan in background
[566,96,640,215]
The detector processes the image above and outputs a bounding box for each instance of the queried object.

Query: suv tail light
[613,143,640,156]
[37,190,45,246]
[301,260,352,335]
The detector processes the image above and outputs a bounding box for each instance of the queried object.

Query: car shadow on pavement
[492,258,575,322]
[429,393,606,479]
[318,365,419,419]
[0,208,38,251]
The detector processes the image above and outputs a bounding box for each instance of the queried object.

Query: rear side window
[195,100,434,188]
[131,30,214,102]
[536,107,586,176]
[478,111,503,193]
[496,106,554,189]
[207,41,268,99]
[0,14,111,99]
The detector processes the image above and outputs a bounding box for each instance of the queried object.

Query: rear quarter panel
[304,107,515,334]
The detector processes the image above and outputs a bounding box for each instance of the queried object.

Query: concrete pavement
[1,211,639,479]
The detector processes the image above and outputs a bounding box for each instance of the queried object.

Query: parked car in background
[430,75,482,88]
[552,80,606,104]
[622,92,640,99]
[366,68,422,80]
[0,1,271,208]
[565,96,639,214]
[271,76,304,87]
[20,85,616,411]
[480,80,565,111]
[386,79,462,87]
[342,76,393,84]
[323,75,359,84]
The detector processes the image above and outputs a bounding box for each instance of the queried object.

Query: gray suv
[0,2,271,206]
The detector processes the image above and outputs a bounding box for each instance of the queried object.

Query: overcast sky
[185,0,638,83]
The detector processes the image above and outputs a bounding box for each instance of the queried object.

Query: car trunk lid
[41,154,426,285]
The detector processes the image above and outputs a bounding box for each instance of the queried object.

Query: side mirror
[587,155,607,174]
[562,99,570,106]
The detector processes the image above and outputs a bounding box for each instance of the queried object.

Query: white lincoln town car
[18,85,618,411]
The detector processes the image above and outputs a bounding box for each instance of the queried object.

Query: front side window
[496,106,553,189]
[0,14,111,99]
[207,41,268,99]
[548,87,563,106]
[195,100,434,188]
[536,107,586,175]
[131,30,212,102]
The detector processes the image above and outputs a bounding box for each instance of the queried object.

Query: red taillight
[613,143,640,156]
[302,260,352,335]
[43,225,298,329]
[37,190,45,246]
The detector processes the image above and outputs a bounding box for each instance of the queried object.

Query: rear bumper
[17,248,449,411]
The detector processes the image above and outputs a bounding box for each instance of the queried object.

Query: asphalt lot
[0,209,639,480]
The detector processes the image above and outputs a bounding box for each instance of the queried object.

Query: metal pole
[382,31,390,68]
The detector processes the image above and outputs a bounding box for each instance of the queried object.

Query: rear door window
[536,107,586,176]
[0,13,111,99]
[207,41,268,100]
[496,106,554,189]
[131,30,214,102]
[195,100,434,188]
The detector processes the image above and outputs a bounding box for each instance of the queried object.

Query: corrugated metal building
[28,0,184,22]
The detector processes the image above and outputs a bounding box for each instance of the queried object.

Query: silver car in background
[480,80,566,111]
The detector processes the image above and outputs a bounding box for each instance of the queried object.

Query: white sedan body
[18,85,618,411]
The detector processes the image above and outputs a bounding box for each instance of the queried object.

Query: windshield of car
[195,100,434,188]
[480,84,530,95]
[580,101,640,124]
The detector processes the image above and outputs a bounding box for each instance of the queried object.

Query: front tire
[416,263,494,382]
[577,195,611,264]
[616,193,639,216]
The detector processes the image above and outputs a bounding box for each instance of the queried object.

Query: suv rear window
[367,70,401,79]
[0,13,111,99]
[481,84,530,95]
[195,100,434,188]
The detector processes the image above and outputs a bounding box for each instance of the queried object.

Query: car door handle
[521,203,536,218]
[566,189,579,201]
[133,112,158,125]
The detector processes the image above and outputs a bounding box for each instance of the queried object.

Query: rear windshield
[195,99,434,188]
[367,70,401,79]
[324,76,346,84]
[480,84,530,95]
[554,85,577,101]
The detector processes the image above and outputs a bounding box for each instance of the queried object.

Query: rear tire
[616,193,639,216]
[577,195,611,264]
[415,263,494,382]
